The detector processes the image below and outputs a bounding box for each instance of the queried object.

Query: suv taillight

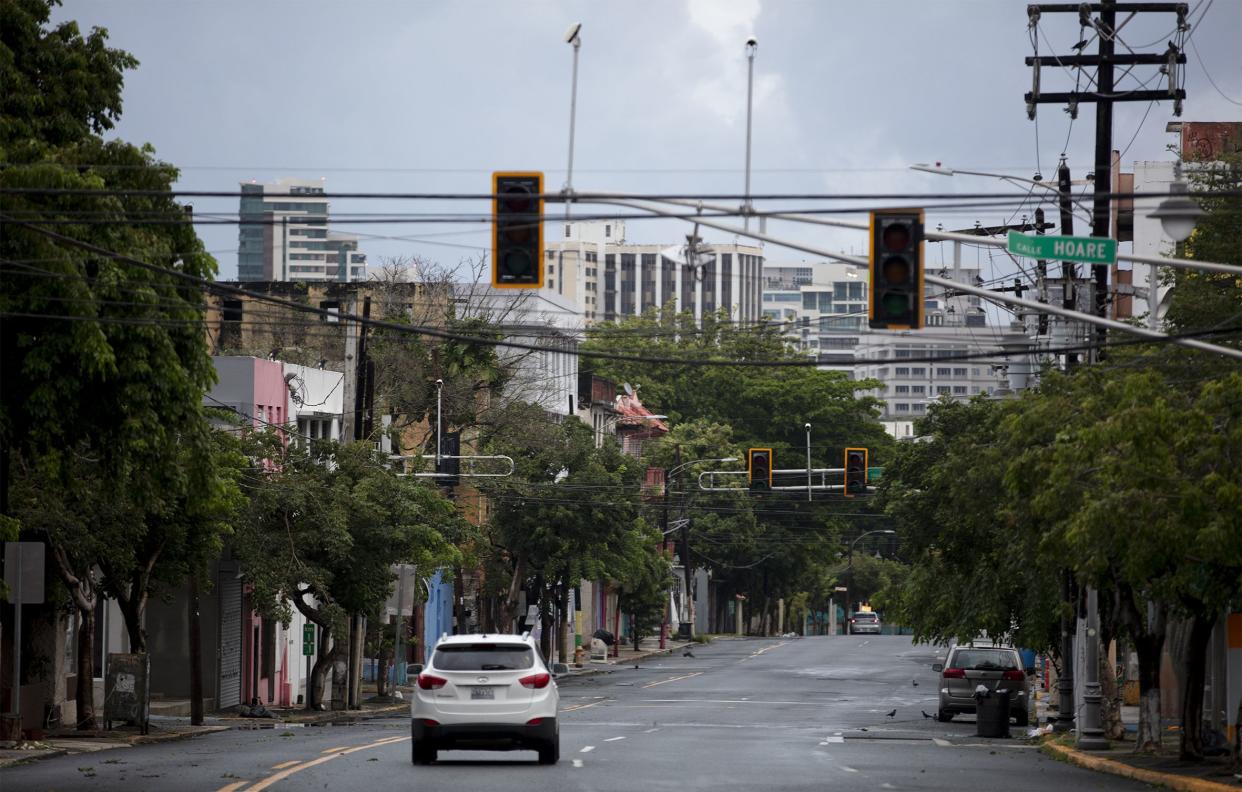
[1002,669,1026,681]
[417,673,447,690]
[519,672,551,689]
[942,667,966,679]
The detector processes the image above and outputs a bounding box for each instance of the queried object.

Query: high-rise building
[762,259,1008,438]
[237,178,366,282]
[544,220,765,325]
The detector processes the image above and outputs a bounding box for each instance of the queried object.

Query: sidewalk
[567,636,700,675]
[0,682,410,770]
[1036,695,1241,790]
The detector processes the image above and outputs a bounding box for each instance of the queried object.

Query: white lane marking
[933,738,951,747]
[641,698,822,705]
[882,784,897,789]
[643,728,661,733]
[580,745,595,753]
[572,759,584,768]
[642,672,703,689]
[604,736,626,742]
[840,765,859,773]
[823,736,845,743]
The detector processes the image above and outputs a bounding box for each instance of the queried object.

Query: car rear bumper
[412,718,557,750]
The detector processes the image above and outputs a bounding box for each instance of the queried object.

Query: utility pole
[1057,161,1080,369]
[188,577,203,725]
[1034,207,1050,336]
[1053,572,1076,733]
[1025,2,1187,749]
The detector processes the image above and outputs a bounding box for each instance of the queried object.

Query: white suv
[409,633,567,765]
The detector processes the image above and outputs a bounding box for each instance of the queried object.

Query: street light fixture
[844,529,896,634]
[910,162,1093,224]
[1150,162,1203,242]
[563,22,583,221]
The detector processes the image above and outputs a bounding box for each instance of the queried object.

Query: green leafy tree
[2,0,223,728]
[236,436,460,710]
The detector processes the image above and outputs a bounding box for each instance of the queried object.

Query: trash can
[975,689,1011,738]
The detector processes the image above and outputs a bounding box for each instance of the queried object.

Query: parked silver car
[932,645,1029,725]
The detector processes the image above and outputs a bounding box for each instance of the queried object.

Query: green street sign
[1007,231,1116,265]
[867,466,883,482]
[302,624,315,656]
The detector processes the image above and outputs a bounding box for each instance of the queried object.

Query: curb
[0,748,69,770]
[222,702,408,726]
[129,725,232,745]
[1042,738,1240,792]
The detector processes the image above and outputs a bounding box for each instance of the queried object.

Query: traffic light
[868,209,924,330]
[492,172,544,288]
[748,448,772,492]
[843,447,868,497]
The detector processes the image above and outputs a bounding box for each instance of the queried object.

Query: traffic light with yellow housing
[492,172,544,288]
[868,209,924,329]
[843,447,868,497]
[748,448,772,492]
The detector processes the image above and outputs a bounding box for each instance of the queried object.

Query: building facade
[544,220,765,325]
[238,178,366,283]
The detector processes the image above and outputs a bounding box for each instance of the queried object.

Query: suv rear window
[950,649,1018,670]
[852,613,878,621]
[433,643,535,671]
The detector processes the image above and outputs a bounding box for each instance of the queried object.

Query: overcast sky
[56,1,1242,285]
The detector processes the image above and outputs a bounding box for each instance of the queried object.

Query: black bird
[885,709,897,718]
[1072,39,1089,51]
[922,710,933,719]
[912,679,919,687]
[683,649,695,658]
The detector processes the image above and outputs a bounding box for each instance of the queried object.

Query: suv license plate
[471,687,494,700]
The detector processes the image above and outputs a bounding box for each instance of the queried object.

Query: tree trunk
[499,555,525,634]
[188,577,203,726]
[308,626,333,711]
[375,627,392,698]
[1178,613,1215,761]
[1133,631,1165,753]
[75,605,97,730]
[557,585,570,665]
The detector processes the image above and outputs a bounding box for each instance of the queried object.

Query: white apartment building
[763,259,1008,438]
[238,178,366,283]
[544,220,765,325]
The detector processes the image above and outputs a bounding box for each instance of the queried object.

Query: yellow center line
[562,698,611,712]
[642,671,703,688]
[216,783,249,792]
[320,745,351,754]
[245,735,410,792]
[270,760,300,770]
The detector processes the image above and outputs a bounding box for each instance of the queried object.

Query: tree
[2,0,222,728]
[235,436,460,710]
[481,406,648,658]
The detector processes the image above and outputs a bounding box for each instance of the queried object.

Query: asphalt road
[1,635,1153,791]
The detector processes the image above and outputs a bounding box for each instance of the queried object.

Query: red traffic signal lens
[882,222,911,252]
[499,181,535,213]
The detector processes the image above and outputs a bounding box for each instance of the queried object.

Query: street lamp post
[1146,161,1204,329]
[743,37,757,232]
[563,23,582,222]
[804,423,812,502]
[844,529,895,634]
[664,456,738,640]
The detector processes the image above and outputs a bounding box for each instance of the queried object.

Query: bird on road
[885,709,897,718]
[922,710,933,719]
[683,650,695,658]
[912,679,919,687]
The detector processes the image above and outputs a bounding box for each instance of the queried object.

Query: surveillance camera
[805,423,812,430]
[746,36,757,47]
[564,22,582,44]
[435,378,444,386]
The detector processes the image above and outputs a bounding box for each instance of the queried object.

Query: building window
[834,282,848,301]
[896,385,910,394]
[953,368,968,377]
[896,403,910,412]
[911,385,926,395]
[895,367,910,376]
[953,386,967,395]
[937,386,951,395]
[803,292,816,310]
[911,367,926,376]
[912,403,926,413]
[565,225,571,238]
[848,282,864,300]
[605,224,611,238]
[936,367,951,376]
